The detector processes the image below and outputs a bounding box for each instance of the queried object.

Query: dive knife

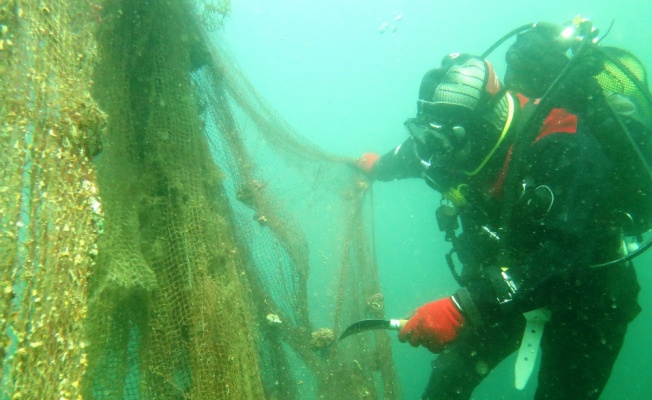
[339,319,408,341]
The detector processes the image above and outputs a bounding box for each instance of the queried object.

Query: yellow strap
[464,93,515,177]
[443,184,469,207]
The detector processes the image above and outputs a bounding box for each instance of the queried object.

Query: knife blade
[339,319,407,341]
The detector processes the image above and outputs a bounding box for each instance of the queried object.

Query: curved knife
[339,319,408,341]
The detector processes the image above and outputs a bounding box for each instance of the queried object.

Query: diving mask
[405,117,466,161]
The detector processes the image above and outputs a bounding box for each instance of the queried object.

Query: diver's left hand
[356,152,380,174]
[398,297,465,353]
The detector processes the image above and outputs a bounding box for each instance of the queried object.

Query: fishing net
[1,0,400,399]
[1,0,104,398]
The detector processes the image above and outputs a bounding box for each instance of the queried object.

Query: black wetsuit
[372,104,641,399]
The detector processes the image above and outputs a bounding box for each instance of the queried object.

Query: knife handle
[389,319,408,330]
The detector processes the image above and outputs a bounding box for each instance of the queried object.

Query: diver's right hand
[398,296,465,353]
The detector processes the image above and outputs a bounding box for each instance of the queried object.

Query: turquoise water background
[222,1,652,398]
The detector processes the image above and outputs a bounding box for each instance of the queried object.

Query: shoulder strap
[495,97,545,263]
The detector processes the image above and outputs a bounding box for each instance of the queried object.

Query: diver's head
[505,22,570,98]
[408,54,512,182]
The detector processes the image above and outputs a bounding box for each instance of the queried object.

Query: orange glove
[356,152,380,174]
[398,297,464,353]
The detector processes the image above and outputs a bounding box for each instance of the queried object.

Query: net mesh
[1,0,401,399]
[594,45,652,231]
[1,0,104,398]
[598,46,652,121]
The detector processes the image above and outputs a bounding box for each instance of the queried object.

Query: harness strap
[515,308,551,390]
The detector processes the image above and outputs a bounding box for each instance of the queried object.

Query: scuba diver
[356,18,650,399]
